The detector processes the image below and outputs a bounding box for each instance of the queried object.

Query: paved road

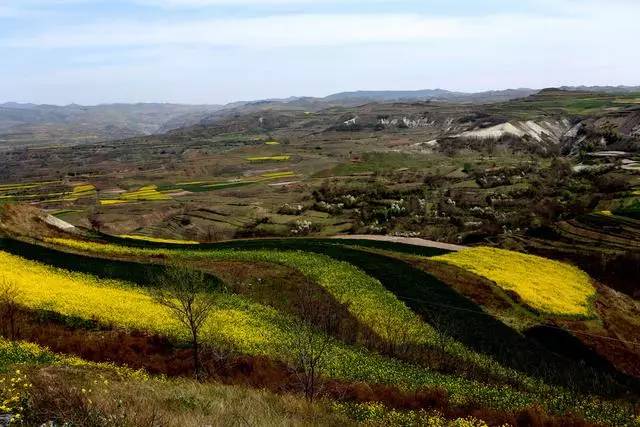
[330,234,466,252]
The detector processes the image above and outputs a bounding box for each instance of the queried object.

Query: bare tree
[152,265,218,381]
[0,280,21,340]
[288,286,336,401]
[380,315,414,359]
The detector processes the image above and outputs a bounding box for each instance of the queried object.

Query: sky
[1,0,639,105]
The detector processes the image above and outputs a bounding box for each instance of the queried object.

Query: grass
[614,199,640,220]
[495,91,640,118]
[201,181,254,189]
[51,209,85,217]
[265,141,280,145]
[221,239,636,397]
[432,247,596,317]
[0,338,350,426]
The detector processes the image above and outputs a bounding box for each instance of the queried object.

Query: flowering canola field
[0,250,536,409]
[432,247,595,317]
[38,238,575,388]
[44,238,439,346]
[2,246,637,424]
[100,185,172,206]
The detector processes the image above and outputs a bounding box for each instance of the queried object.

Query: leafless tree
[379,315,415,359]
[288,286,337,401]
[152,265,217,381]
[0,279,21,340]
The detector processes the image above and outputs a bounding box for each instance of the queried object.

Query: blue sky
[1,0,638,105]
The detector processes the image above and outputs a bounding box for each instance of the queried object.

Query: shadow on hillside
[0,238,221,289]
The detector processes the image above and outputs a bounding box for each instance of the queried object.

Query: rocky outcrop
[457,119,573,144]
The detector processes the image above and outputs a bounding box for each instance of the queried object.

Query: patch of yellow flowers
[0,370,30,422]
[246,155,290,162]
[334,403,494,426]
[120,185,171,201]
[432,247,595,317]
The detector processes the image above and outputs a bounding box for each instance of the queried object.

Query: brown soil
[558,284,640,378]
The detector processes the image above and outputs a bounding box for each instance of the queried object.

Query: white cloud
[9,12,599,50]
[5,0,640,50]
[5,14,481,48]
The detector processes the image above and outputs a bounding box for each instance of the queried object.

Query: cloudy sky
[1,0,638,105]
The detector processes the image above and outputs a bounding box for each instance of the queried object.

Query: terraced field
[1,234,639,425]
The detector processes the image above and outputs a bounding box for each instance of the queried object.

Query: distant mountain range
[322,88,539,103]
[0,103,223,146]
[1,85,638,147]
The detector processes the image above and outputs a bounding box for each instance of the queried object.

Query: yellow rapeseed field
[260,171,295,179]
[0,181,58,192]
[99,185,171,205]
[120,185,171,201]
[246,156,290,162]
[432,247,595,317]
[65,184,96,201]
[100,199,129,206]
[0,250,296,354]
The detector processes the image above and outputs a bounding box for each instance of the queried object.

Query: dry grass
[26,365,352,427]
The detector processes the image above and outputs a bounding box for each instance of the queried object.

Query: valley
[1,87,640,426]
